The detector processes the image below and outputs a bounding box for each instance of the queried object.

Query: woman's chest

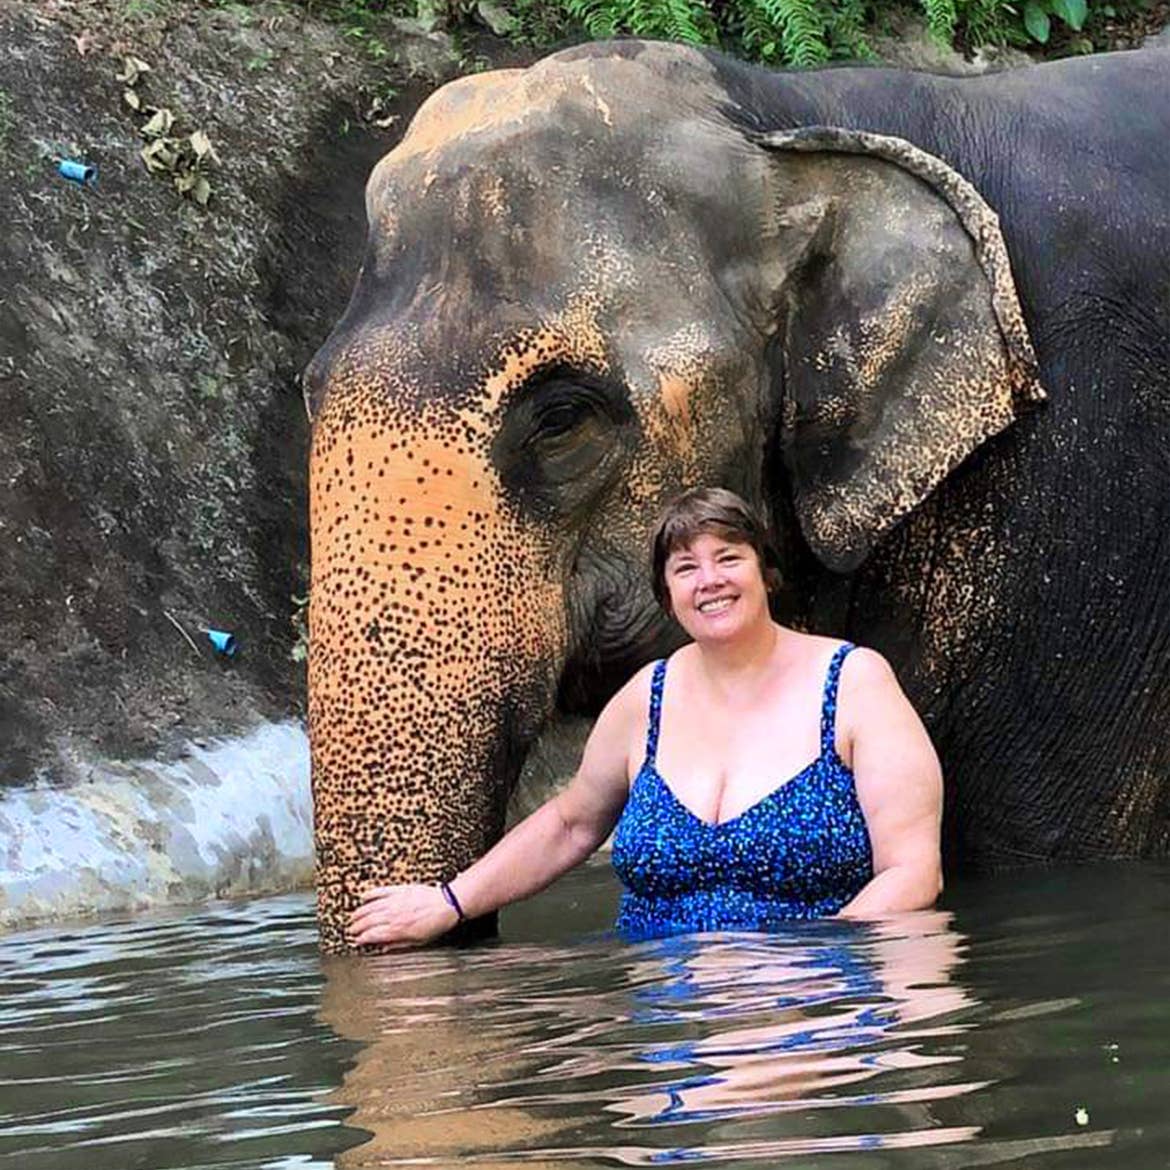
[651,704,826,825]
[612,764,869,897]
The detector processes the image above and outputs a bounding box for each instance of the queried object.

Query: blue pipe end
[206,629,238,657]
[58,159,97,186]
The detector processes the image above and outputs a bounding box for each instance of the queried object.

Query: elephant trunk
[308,403,566,953]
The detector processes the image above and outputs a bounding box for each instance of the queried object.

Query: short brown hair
[649,486,780,613]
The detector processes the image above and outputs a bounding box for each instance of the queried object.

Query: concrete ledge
[0,722,312,929]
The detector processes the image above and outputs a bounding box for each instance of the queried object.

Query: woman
[349,487,943,947]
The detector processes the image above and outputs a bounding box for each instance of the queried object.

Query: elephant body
[306,41,1170,950]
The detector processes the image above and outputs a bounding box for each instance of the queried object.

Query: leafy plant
[565,0,717,45]
[508,0,576,45]
[740,0,836,65]
[310,0,1137,67]
[922,0,958,43]
[1018,0,1088,42]
[952,0,1017,47]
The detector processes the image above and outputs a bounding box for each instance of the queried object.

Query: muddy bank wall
[0,3,416,788]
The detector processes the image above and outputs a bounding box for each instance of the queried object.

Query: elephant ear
[758,126,1045,573]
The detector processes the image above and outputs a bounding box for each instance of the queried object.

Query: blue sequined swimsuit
[611,643,873,940]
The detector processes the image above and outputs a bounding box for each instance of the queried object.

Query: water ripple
[325,912,986,1167]
[1,863,1168,1169]
[0,895,362,1170]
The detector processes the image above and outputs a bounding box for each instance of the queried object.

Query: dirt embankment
[0,0,504,785]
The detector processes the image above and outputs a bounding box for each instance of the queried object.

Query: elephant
[304,39,1170,951]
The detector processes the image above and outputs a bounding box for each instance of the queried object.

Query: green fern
[921,0,958,44]
[661,0,718,44]
[564,0,621,36]
[498,0,1099,69]
[825,0,874,59]
[742,0,833,66]
[565,0,715,43]
[954,0,1018,47]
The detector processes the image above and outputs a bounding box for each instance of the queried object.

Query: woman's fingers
[346,883,453,948]
[348,892,409,932]
[348,920,414,947]
[359,884,404,903]
[350,884,418,924]
[347,907,417,946]
[350,889,400,918]
[350,932,415,949]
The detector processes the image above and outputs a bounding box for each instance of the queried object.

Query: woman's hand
[347,884,459,948]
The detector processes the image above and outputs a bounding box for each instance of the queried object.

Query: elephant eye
[522,369,623,446]
[533,396,594,440]
[492,364,636,515]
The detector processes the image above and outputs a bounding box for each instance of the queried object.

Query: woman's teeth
[697,597,734,614]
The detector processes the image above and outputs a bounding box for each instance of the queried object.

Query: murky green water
[1,860,1167,1169]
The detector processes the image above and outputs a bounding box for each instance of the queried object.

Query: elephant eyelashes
[507,369,632,445]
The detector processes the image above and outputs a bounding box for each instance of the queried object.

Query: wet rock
[0,721,312,925]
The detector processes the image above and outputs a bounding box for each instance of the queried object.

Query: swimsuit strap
[820,643,856,757]
[645,659,668,768]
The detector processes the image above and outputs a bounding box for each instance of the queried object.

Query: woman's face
[663,532,770,643]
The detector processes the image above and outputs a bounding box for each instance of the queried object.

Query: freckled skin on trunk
[308,391,565,953]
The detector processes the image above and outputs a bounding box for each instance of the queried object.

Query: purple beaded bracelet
[439,881,466,922]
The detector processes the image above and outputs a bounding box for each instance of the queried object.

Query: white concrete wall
[0,722,312,928]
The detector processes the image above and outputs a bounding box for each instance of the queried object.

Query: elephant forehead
[385,68,585,166]
[318,285,617,422]
[367,46,724,208]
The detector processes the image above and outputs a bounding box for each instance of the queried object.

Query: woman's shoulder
[599,657,664,723]
[834,644,911,736]
[786,632,881,674]
[839,644,898,685]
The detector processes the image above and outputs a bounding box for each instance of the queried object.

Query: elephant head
[304,42,1042,951]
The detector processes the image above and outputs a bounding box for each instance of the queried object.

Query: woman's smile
[696,595,736,615]
[664,533,770,640]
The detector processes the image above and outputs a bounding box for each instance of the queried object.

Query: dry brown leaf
[141,140,177,172]
[189,130,216,162]
[116,56,152,85]
[140,108,174,139]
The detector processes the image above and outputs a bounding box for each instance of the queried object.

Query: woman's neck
[694,617,789,699]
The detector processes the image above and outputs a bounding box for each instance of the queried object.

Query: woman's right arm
[347,666,649,948]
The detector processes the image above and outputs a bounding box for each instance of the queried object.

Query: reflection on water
[0,861,1167,1169]
[326,911,993,1167]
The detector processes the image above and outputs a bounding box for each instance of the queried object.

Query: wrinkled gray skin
[305,40,1170,948]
